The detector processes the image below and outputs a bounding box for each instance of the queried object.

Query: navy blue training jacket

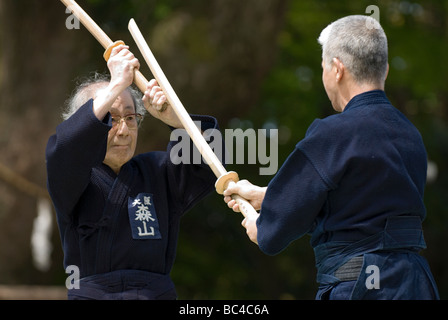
[257,90,428,254]
[46,99,219,278]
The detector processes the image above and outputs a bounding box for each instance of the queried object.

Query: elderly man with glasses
[46,44,222,300]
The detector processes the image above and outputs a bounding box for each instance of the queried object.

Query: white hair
[318,15,388,86]
[62,72,146,121]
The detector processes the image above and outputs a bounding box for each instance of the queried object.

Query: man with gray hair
[224,15,439,299]
[46,44,222,299]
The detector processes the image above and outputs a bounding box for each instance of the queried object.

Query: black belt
[334,256,364,282]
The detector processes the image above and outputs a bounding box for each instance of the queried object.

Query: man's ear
[332,57,345,82]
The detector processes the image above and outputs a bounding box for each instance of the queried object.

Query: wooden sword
[60,0,259,221]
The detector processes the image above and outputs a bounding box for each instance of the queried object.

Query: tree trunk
[0,0,97,284]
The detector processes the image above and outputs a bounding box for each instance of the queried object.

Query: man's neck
[339,82,384,112]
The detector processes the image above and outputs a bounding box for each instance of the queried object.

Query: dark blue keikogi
[46,99,220,299]
[257,90,439,299]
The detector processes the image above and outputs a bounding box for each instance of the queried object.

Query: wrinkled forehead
[112,92,136,114]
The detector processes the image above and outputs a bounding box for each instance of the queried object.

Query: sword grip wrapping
[232,194,260,221]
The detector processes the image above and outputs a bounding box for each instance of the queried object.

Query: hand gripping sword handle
[61,0,150,99]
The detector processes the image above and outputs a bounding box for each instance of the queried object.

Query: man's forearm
[92,82,124,120]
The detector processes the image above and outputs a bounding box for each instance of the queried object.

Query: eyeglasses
[111,113,143,129]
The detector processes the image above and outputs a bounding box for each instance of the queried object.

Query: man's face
[103,90,138,173]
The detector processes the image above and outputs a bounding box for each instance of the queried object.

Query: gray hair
[318,15,388,86]
[62,72,146,121]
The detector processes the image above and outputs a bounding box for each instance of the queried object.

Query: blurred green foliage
[1,0,446,300]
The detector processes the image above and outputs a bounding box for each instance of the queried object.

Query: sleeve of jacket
[256,145,331,256]
[45,99,111,221]
[166,114,225,215]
